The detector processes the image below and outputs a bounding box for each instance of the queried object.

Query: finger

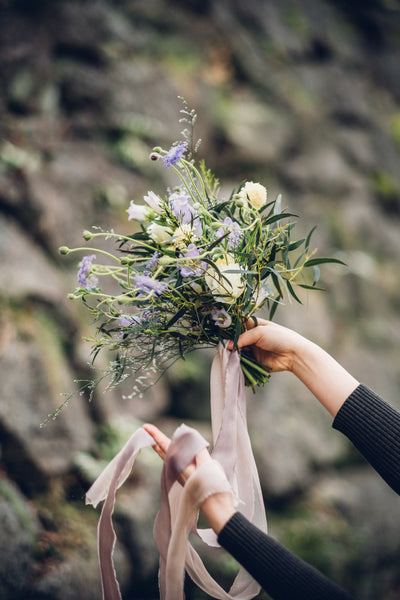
[152,442,167,461]
[232,326,268,349]
[143,423,171,454]
[194,447,212,467]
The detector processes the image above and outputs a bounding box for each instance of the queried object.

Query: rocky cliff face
[1,1,400,598]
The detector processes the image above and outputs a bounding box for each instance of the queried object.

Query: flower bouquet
[60,101,342,398]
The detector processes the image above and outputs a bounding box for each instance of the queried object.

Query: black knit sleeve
[332,384,400,495]
[218,512,354,600]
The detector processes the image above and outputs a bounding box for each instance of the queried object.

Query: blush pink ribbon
[86,344,268,600]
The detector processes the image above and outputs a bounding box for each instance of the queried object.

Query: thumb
[229,327,266,350]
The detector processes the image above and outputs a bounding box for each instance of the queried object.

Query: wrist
[200,493,236,534]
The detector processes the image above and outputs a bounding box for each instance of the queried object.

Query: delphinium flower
[210,307,232,328]
[134,274,167,297]
[162,141,188,167]
[216,217,243,250]
[77,255,98,289]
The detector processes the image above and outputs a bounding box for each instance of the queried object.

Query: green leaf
[262,212,297,226]
[269,297,280,320]
[288,238,305,251]
[298,283,325,291]
[165,306,187,329]
[273,193,282,215]
[286,280,302,304]
[304,257,346,267]
[232,317,243,350]
[305,226,317,250]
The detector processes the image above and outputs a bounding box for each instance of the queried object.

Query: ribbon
[86,345,267,600]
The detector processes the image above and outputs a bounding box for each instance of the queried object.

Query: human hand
[143,423,236,533]
[143,423,211,485]
[228,318,306,373]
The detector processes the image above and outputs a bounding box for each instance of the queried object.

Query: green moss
[0,478,37,539]
[390,113,400,149]
[372,170,400,214]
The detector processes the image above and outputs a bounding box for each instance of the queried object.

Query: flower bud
[59,246,70,255]
[150,152,161,161]
[120,257,135,265]
[83,230,93,241]
[158,256,175,265]
[152,146,162,153]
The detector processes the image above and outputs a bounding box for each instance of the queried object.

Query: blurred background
[1,0,400,598]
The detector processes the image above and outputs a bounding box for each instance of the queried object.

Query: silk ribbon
[86,344,267,599]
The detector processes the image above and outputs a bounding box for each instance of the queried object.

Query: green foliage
[62,103,342,399]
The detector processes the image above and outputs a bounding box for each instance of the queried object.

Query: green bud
[59,246,70,255]
[158,256,175,265]
[152,146,162,153]
[120,257,135,265]
[83,230,93,241]
[68,293,76,299]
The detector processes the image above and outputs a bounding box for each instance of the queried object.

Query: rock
[0,309,93,492]
[0,215,66,303]
[0,477,40,600]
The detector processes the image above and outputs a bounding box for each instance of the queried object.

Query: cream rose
[205,255,245,303]
[239,181,267,209]
[147,223,172,243]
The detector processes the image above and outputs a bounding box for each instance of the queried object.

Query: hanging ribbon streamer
[86,345,267,600]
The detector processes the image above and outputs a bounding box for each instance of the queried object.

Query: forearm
[218,512,355,600]
[199,492,236,534]
[291,337,359,417]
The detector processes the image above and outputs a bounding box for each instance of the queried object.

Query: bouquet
[60,101,342,399]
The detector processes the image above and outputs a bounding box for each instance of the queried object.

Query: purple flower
[134,274,167,296]
[144,251,160,274]
[169,191,196,224]
[216,217,243,250]
[178,243,205,277]
[210,307,232,328]
[77,255,98,289]
[119,314,142,327]
[162,141,188,168]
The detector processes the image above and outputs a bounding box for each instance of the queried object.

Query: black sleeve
[332,384,400,495]
[218,512,354,600]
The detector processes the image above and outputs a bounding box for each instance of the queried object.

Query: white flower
[205,254,245,303]
[147,223,172,243]
[144,190,163,213]
[171,223,198,248]
[127,201,148,221]
[239,182,267,209]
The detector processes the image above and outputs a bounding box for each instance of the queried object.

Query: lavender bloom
[162,141,188,167]
[135,274,167,296]
[77,255,98,289]
[216,217,243,250]
[210,307,232,328]
[169,191,196,224]
[119,314,142,328]
[178,243,205,277]
[144,251,160,274]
